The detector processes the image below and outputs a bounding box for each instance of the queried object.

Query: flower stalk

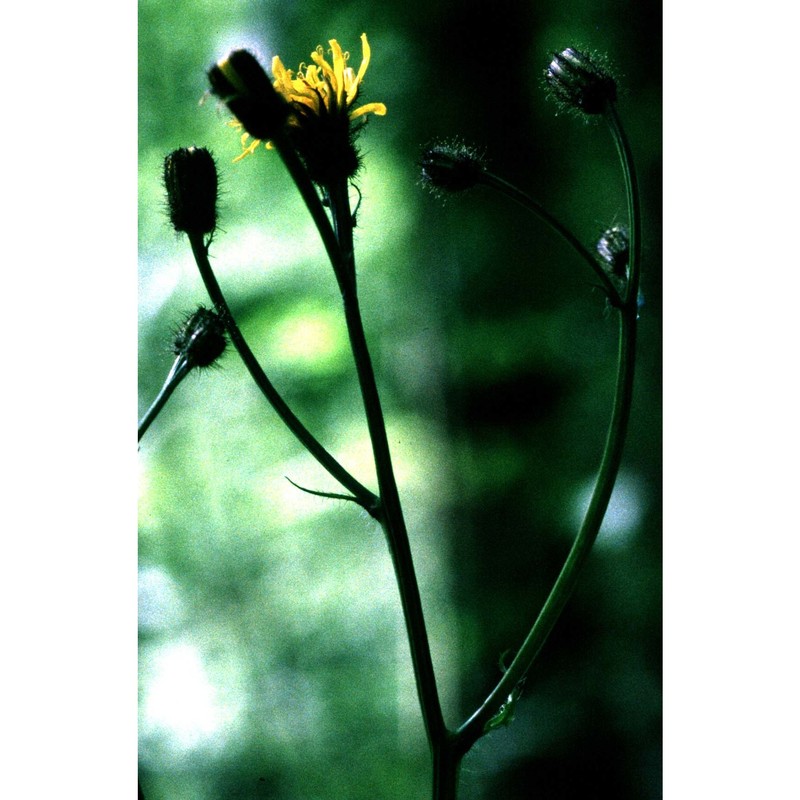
[476,170,623,305]
[138,306,227,441]
[604,103,642,306]
[456,303,637,750]
[454,96,642,760]
[325,178,448,752]
[186,230,379,514]
[214,33,450,774]
[138,356,192,441]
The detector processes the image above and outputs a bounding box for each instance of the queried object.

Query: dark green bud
[208,50,289,142]
[420,140,487,194]
[163,147,218,235]
[545,48,617,115]
[172,307,227,369]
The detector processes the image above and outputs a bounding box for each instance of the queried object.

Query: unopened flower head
[221,34,387,185]
[545,48,617,115]
[596,224,629,282]
[163,147,219,235]
[172,306,227,369]
[208,50,290,144]
[420,140,487,196]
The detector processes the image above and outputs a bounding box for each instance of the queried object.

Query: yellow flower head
[231,34,386,184]
[272,34,387,126]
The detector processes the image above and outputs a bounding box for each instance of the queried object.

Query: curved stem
[478,170,622,306]
[325,179,447,753]
[456,101,643,754]
[138,357,192,441]
[457,305,637,749]
[186,231,379,515]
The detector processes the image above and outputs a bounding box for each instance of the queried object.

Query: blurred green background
[138,1,661,798]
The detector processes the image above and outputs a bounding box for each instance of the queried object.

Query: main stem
[432,735,462,800]
[325,179,448,761]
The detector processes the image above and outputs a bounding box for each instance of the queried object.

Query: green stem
[259,134,449,772]
[456,100,642,754]
[604,102,642,305]
[478,170,622,306]
[432,734,462,800]
[457,306,636,750]
[138,357,192,441]
[325,179,447,754]
[186,231,379,515]
[269,131,351,290]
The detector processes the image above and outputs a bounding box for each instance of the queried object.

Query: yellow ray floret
[233,33,386,162]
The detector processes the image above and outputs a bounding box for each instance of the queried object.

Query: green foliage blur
[138,1,661,798]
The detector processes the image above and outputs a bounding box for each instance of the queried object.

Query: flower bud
[208,49,289,142]
[172,307,227,369]
[596,225,629,279]
[545,48,617,115]
[163,147,219,235]
[420,140,487,194]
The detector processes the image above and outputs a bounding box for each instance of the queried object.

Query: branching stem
[186,231,379,515]
[455,99,642,759]
[237,94,640,800]
[478,170,622,306]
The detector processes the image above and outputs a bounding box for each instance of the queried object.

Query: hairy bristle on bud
[420,140,487,195]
